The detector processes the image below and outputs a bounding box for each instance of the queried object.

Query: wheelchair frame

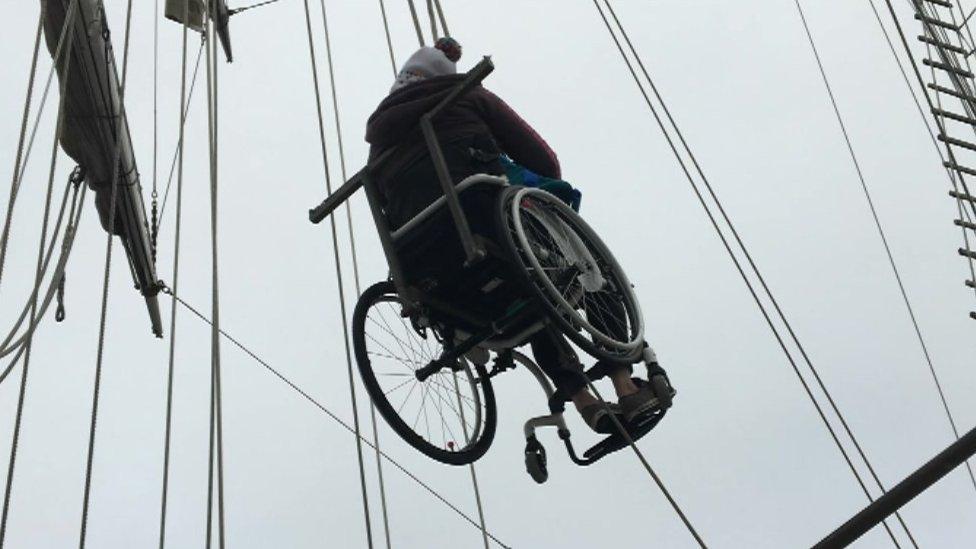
[308,57,669,482]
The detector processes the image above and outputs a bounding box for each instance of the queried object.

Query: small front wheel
[352,281,497,466]
[524,437,549,484]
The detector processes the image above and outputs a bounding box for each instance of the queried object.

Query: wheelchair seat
[390,174,541,338]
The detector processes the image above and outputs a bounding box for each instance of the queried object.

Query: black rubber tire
[496,187,644,363]
[352,280,497,466]
[524,438,549,484]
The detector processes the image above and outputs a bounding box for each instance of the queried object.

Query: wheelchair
[309,57,674,483]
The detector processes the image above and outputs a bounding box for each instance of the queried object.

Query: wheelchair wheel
[352,281,497,466]
[498,187,644,362]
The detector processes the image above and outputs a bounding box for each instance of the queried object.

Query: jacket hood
[366,74,470,149]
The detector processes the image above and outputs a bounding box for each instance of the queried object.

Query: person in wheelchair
[365,38,665,433]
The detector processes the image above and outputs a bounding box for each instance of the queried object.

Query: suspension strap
[80,1,137,546]
[406,0,425,47]
[158,3,193,547]
[203,9,227,547]
[300,0,374,545]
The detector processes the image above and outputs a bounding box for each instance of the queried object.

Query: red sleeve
[476,89,561,179]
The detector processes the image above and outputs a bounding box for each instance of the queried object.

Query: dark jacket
[366,75,560,228]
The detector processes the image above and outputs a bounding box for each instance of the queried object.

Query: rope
[797,2,948,542]
[432,0,449,38]
[593,1,909,545]
[318,4,394,546]
[228,0,284,16]
[819,0,976,499]
[202,11,226,548]
[157,41,205,228]
[80,0,136,545]
[0,0,79,300]
[0,177,81,360]
[300,0,374,545]
[158,288,512,548]
[158,4,193,548]
[377,0,398,74]
[151,0,159,261]
[0,177,85,370]
[406,0,425,47]
[0,125,63,549]
[425,0,438,41]
[0,14,45,301]
[0,26,78,540]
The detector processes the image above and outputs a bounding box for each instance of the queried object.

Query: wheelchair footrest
[582,408,666,461]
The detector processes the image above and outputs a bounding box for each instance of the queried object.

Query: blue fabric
[500,156,582,212]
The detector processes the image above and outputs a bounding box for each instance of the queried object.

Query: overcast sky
[2,1,976,547]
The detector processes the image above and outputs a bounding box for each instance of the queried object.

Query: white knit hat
[389,38,462,92]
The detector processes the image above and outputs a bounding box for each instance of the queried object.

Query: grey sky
[1,0,976,547]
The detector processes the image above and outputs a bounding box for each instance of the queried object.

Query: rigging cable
[79,0,136,545]
[594,1,908,545]
[377,0,398,75]
[0,176,87,370]
[158,4,193,548]
[432,0,449,38]
[0,7,78,539]
[151,0,159,260]
[228,0,284,16]
[299,0,374,545]
[159,288,513,548]
[380,2,492,543]
[0,2,88,364]
[156,41,206,227]
[425,0,438,41]
[865,0,976,493]
[798,0,959,539]
[0,0,80,300]
[318,3,393,547]
[406,0,425,47]
[203,8,227,547]
[0,15,45,301]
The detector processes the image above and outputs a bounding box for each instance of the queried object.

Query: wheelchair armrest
[390,174,509,243]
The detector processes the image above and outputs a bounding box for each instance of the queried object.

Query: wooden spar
[41,0,163,336]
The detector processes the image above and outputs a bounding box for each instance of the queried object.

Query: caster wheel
[524,437,549,484]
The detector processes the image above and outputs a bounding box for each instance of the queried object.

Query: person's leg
[584,296,639,398]
[528,328,591,411]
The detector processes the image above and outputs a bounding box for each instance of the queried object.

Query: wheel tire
[524,438,549,484]
[353,281,497,466]
[496,186,644,363]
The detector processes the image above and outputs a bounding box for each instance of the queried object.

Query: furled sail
[165,0,233,62]
[41,0,164,337]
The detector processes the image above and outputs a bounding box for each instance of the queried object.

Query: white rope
[318,3,393,546]
[80,0,137,544]
[158,3,192,547]
[161,289,513,548]
[0,0,80,300]
[0,151,85,549]
[0,14,45,301]
[300,0,374,545]
[432,0,449,38]
[377,0,398,74]
[425,0,438,41]
[405,0,425,47]
[203,7,227,547]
